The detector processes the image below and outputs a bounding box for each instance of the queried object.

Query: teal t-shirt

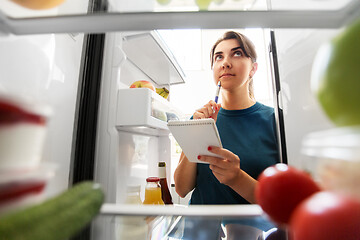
[190,102,279,205]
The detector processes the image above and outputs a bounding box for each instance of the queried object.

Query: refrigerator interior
[1,0,360,239]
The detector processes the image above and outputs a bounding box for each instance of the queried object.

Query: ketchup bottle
[158,162,173,204]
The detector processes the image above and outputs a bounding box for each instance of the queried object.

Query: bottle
[158,162,173,204]
[124,185,142,205]
[142,177,164,205]
[118,185,148,240]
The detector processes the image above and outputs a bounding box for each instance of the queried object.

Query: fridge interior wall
[273,28,341,172]
[0,0,88,198]
[94,31,174,205]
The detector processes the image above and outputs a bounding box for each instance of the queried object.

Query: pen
[214,81,221,103]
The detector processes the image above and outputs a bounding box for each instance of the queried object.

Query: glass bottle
[125,185,142,204]
[143,177,164,205]
[158,162,173,204]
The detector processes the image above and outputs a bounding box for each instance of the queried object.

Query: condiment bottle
[142,177,164,205]
[158,162,173,204]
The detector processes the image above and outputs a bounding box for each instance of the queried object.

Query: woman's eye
[215,55,223,61]
[234,51,243,57]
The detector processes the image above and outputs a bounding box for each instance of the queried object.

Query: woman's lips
[220,73,234,78]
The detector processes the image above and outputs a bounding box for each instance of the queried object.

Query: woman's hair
[210,31,257,99]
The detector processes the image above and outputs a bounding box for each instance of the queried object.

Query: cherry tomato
[290,191,360,240]
[255,163,321,225]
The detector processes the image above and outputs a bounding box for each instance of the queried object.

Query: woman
[174,31,279,205]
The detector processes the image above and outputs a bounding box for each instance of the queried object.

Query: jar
[142,177,164,205]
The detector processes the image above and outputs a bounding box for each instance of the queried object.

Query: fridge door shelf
[122,31,185,86]
[116,88,182,136]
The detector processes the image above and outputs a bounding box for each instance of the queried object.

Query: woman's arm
[198,146,257,204]
[174,100,221,198]
[174,152,197,198]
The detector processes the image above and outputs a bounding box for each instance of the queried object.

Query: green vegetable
[0,181,104,240]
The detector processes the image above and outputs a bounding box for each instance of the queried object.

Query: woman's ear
[250,62,258,78]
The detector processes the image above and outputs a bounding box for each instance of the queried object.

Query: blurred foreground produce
[255,163,321,225]
[256,164,360,240]
[289,191,360,240]
[10,0,66,9]
[0,181,104,240]
[312,18,360,126]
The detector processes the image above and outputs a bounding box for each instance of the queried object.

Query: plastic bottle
[158,162,173,204]
[143,177,164,205]
[124,185,142,204]
[117,185,148,240]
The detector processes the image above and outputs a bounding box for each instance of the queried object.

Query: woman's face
[212,39,256,91]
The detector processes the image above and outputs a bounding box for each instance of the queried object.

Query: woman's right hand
[193,100,221,121]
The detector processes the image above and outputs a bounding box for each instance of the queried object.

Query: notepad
[167,118,223,164]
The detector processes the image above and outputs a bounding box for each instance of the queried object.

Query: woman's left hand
[198,146,243,187]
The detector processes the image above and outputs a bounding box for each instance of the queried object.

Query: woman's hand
[193,100,221,121]
[198,146,242,187]
[198,146,258,203]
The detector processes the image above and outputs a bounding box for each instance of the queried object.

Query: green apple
[195,0,212,11]
[311,19,360,126]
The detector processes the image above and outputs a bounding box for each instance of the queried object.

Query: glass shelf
[96,204,288,240]
[1,0,360,35]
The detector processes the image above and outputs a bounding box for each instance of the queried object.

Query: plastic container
[0,94,52,170]
[0,163,56,215]
[302,126,360,200]
[142,177,164,205]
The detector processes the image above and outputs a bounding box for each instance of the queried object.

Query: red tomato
[255,163,321,225]
[290,191,360,240]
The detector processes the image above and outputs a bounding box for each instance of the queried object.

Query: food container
[302,127,360,200]
[0,94,52,170]
[0,163,56,215]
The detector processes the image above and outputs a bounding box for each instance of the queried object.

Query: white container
[302,127,360,200]
[0,163,56,215]
[0,94,52,170]
[116,88,182,136]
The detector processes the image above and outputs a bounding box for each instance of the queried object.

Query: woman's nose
[222,59,231,69]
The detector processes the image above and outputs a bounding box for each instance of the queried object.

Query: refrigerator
[1,0,359,239]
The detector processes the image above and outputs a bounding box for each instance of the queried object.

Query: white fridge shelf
[1,0,360,35]
[116,88,182,136]
[100,203,263,217]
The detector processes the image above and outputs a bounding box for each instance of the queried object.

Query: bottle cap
[146,177,160,182]
[158,162,166,167]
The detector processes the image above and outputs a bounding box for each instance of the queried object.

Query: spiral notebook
[167,118,222,164]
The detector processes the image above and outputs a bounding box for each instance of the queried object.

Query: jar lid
[158,162,166,167]
[146,177,160,182]
[302,126,360,161]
